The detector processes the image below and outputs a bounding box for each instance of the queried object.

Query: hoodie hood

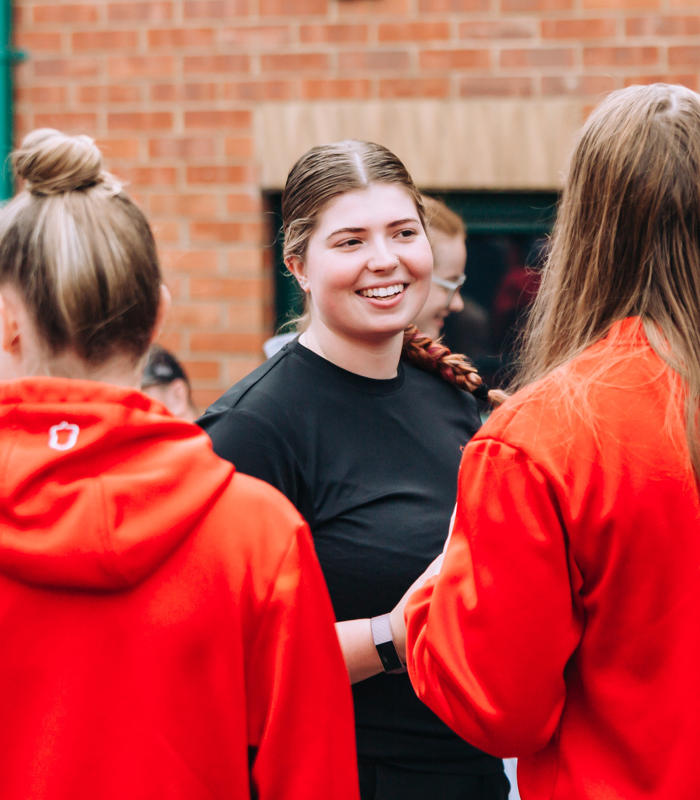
[0,377,234,590]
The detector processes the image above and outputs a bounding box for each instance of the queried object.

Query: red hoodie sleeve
[405,438,582,757]
[246,520,360,800]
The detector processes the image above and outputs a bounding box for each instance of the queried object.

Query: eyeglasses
[432,274,466,305]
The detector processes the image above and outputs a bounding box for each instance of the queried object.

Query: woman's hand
[389,551,445,664]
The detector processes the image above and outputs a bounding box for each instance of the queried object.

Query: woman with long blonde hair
[399,83,700,799]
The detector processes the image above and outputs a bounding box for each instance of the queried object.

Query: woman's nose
[367,241,399,271]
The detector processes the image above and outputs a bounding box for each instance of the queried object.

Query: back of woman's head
[0,128,161,364]
[519,83,700,383]
[281,139,425,263]
[518,82,700,473]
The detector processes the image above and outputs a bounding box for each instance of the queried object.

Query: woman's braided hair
[402,325,508,406]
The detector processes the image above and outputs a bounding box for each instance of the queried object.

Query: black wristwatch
[370,613,406,674]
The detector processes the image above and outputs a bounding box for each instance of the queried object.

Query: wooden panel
[254,99,586,190]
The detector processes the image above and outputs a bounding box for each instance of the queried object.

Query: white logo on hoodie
[49,421,80,451]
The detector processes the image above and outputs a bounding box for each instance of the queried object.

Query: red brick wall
[13,0,699,407]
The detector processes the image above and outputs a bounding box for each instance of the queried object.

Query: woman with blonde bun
[0,129,358,800]
[399,83,700,799]
[200,140,509,800]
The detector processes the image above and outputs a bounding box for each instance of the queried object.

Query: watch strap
[370,613,405,673]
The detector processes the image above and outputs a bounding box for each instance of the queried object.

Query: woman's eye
[396,228,417,240]
[337,238,362,248]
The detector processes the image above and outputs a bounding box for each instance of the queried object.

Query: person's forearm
[335,618,384,684]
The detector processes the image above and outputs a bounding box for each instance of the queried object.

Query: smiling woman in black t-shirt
[200,140,509,800]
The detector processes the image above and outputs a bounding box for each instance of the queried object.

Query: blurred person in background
[413,194,466,340]
[141,344,198,422]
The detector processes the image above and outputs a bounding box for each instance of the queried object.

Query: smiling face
[413,230,467,340]
[289,182,433,350]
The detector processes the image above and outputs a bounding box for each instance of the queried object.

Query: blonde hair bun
[13,128,104,195]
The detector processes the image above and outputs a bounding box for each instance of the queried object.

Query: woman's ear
[0,290,21,356]
[151,284,172,344]
[285,256,310,293]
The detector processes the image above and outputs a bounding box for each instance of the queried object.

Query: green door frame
[0,0,24,200]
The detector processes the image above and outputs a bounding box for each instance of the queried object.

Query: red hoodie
[0,377,359,800]
[406,318,700,799]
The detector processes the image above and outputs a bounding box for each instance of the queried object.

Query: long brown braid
[401,325,508,406]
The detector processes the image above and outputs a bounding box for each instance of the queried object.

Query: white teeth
[359,283,404,298]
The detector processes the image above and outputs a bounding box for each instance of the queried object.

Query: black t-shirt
[199,341,501,774]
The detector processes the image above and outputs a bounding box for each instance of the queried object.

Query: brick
[34,58,99,79]
[338,51,411,71]
[15,32,63,51]
[108,2,174,20]
[184,55,251,74]
[190,221,264,244]
[220,25,293,47]
[260,53,330,72]
[223,80,296,101]
[458,20,537,38]
[339,0,410,13]
[98,138,142,160]
[109,55,176,80]
[226,192,263,213]
[108,112,173,131]
[458,76,534,96]
[160,249,220,274]
[379,77,451,98]
[501,48,576,68]
[15,86,68,105]
[184,0,250,18]
[542,18,617,39]
[669,47,700,67]
[149,137,219,159]
[300,24,368,44]
[420,49,490,70]
[182,360,221,380]
[34,4,99,23]
[186,165,255,184]
[225,300,265,328]
[167,304,223,328]
[190,332,265,354]
[542,75,618,95]
[419,0,488,10]
[378,22,451,42]
[260,0,327,14]
[151,193,220,216]
[155,330,184,354]
[148,28,216,48]
[226,248,264,272]
[224,137,255,159]
[151,83,220,102]
[191,277,265,300]
[120,166,178,186]
[151,220,181,243]
[184,110,251,129]
[73,30,140,51]
[301,78,372,99]
[627,16,700,36]
[583,0,659,7]
[77,85,143,104]
[502,0,573,9]
[583,46,660,67]
[34,112,99,131]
